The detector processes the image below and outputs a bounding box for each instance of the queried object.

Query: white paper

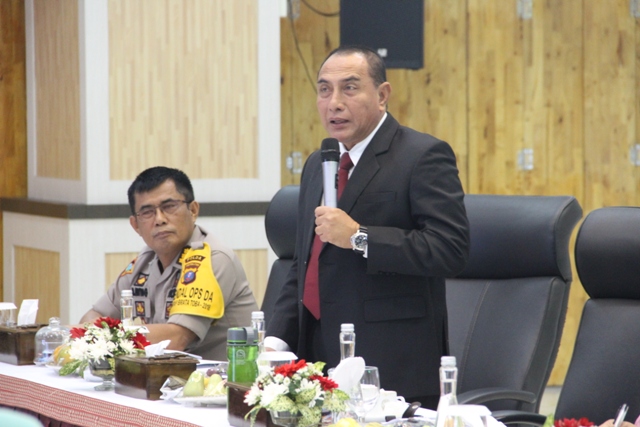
[17,299,38,325]
[0,303,17,310]
[145,339,171,357]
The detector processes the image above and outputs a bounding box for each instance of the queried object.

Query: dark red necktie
[303,153,353,319]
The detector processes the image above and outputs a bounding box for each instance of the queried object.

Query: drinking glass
[347,366,380,423]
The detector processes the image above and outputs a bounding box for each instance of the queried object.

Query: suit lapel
[303,159,324,259]
[338,114,399,213]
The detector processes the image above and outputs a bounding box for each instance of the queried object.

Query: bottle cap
[227,327,258,345]
[340,323,354,332]
[441,356,456,366]
[121,289,133,297]
[251,311,264,320]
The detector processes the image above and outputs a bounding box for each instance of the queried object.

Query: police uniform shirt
[92,225,258,360]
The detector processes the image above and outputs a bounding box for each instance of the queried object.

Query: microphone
[321,138,340,208]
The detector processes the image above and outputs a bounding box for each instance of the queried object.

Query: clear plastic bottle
[435,356,460,427]
[251,311,265,353]
[34,317,70,366]
[120,289,134,328]
[339,323,355,360]
[227,327,259,385]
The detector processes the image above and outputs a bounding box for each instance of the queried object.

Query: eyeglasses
[134,199,190,221]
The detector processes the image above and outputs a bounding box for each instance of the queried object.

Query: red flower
[95,317,121,329]
[554,418,594,427]
[311,375,338,391]
[70,327,86,339]
[132,332,150,349]
[274,359,308,377]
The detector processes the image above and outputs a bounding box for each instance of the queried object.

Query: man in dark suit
[265,45,470,408]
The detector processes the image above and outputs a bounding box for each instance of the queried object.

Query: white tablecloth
[0,362,233,427]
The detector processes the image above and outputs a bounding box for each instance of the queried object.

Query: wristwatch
[350,226,368,254]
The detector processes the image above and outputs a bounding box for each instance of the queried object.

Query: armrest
[490,410,548,426]
[457,387,537,405]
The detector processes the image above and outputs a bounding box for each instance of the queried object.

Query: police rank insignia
[135,273,148,286]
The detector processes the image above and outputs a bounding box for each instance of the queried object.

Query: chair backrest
[262,185,299,327]
[447,194,583,412]
[554,207,640,424]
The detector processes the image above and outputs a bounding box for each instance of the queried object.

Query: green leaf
[543,414,555,427]
[59,360,82,376]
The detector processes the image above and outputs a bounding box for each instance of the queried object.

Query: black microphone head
[321,138,340,162]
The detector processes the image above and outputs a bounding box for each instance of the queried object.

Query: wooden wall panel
[389,1,468,187]
[235,249,268,309]
[105,252,138,292]
[108,0,258,181]
[280,1,341,186]
[584,0,640,211]
[0,0,28,300]
[33,0,80,180]
[467,1,525,194]
[14,246,60,325]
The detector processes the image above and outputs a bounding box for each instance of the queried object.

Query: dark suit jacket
[267,114,470,399]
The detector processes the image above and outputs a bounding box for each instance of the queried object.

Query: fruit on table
[203,373,225,396]
[331,418,360,427]
[183,371,205,397]
[53,344,73,366]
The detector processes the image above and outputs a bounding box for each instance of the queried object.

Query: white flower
[260,383,289,407]
[244,384,262,406]
[119,340,135,354]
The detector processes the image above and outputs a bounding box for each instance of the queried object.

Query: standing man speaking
[265,45,470,408]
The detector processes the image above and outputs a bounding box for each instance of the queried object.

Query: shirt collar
[339,112,387,168]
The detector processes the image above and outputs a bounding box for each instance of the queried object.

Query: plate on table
[45,362,62,372]
[173,391,227,407]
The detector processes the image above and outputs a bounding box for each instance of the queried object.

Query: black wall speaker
[339,0,424,69]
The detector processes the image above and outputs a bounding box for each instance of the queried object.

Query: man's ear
[129,216,141,236]
[378,81,391,109]
[189,201,200,220]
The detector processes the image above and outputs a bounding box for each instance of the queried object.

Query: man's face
[129,180,199,266]
[316,52,390,149]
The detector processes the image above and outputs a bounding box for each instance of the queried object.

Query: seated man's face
[129,179,199,265]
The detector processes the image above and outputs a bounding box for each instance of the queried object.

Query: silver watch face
[351,231,367,252]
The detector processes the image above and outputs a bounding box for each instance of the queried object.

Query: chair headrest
[265,185,299,259]
[457,194,582,280]
[575,207,640,299]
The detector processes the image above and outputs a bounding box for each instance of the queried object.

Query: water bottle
[34,317,70,366]
[435,356,460,427]
[120,289,134,328]
[227,327,259,385]
[340,323,356,360]
[251,311,265,353]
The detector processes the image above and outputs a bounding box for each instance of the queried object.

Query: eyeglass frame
[133,199,192,222]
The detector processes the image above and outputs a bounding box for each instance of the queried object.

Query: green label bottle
[227,326,259,385]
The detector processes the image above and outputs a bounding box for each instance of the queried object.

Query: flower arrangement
[542,416,595,427]
[244,359,349,427]
[59,317,150,376]
[554,419,595,427]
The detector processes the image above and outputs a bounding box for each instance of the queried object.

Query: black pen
[613,403,629,427]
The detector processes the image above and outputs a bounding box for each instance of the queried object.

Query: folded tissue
[145,339,170,357]
[329,356,365,393]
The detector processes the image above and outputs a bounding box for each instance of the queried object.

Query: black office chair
[262,185,299,328]
[551,206,640,423]
[447,194,583,413]
[495,206,640,425]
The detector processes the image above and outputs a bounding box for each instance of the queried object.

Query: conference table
[0,362,233,427]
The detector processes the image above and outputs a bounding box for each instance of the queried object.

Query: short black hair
[127,166,194,215]
[319,45,387,87]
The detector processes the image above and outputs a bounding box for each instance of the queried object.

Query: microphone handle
[322,160,338,208]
